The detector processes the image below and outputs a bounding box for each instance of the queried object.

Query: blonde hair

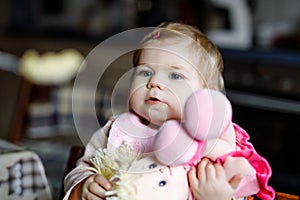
[133,21,224,91]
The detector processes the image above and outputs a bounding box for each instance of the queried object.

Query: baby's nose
[147,75,164,89]
[146,74,166,89]
[146,81,164,89]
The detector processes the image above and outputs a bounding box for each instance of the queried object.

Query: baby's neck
[130,110,161,129]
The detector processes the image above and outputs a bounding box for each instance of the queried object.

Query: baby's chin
[143,112,184,126]
[146,115,183,128]
[147,110,168,125]
[148,118,165,127]
[137,114,166,127]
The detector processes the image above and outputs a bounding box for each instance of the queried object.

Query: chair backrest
[60,145,84,199]
[64,145,85,175]
[274,192,299,200]
[0,69,32,142]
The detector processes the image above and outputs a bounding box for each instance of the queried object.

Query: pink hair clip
[152,31,160,39]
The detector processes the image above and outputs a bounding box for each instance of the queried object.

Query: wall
[254,0,300,48]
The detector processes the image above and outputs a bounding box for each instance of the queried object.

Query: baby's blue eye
[158,180,167,187]
[170,73,183,80]
[138,70,153,77]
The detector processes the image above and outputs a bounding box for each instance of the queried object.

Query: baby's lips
[145,96,163,103]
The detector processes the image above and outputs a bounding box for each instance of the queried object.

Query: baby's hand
[188,158,241,200]
[81,174,112,199]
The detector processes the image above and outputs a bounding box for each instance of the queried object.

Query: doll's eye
[158,180,167,187]
[148,163,157,169]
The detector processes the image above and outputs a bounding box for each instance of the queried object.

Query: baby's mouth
[146,97,162,104]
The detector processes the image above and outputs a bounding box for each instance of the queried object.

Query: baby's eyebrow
[169,65,189,73]
[170,65,182,70]
[134,63,147,68]
[138,62,146,65]
[136,63,149,67]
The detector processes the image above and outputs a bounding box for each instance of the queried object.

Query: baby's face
[129,48,203,125]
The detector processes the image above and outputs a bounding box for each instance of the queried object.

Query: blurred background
[0,0,300,199]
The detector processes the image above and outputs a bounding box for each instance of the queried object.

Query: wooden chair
[249,192,299,200]
[60,145,85,199]
[0,69,32,142]
[64,145,85,175]
[62,145,299,200]
[274,192,299,200]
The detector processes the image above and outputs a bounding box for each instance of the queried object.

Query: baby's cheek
[171,97,187,120]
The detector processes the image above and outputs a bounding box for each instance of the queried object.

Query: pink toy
[154,89,235,165]
[153,89,260,197]
[153,89,275,199]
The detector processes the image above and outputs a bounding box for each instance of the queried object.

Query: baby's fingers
[88,181,107,198]
[188,166,199,189]
[82,174,111,199]
[94,174,112,190]
[197,158,212,182]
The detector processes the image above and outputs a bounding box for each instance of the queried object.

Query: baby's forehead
[142,36,213,66]
[139,46,208,75]
[139,48,191,66]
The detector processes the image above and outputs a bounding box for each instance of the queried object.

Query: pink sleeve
[216,123,275,200]
[107,120,131,151]
[63,119,113,199]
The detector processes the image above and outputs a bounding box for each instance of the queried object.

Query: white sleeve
[62,119,114,199]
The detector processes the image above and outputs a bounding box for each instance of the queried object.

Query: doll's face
[129,155,189,200]
[129,48,203,126]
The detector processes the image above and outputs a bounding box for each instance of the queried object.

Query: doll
[87,143,191,200]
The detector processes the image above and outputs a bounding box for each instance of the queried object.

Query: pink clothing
[107,112,158,153]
